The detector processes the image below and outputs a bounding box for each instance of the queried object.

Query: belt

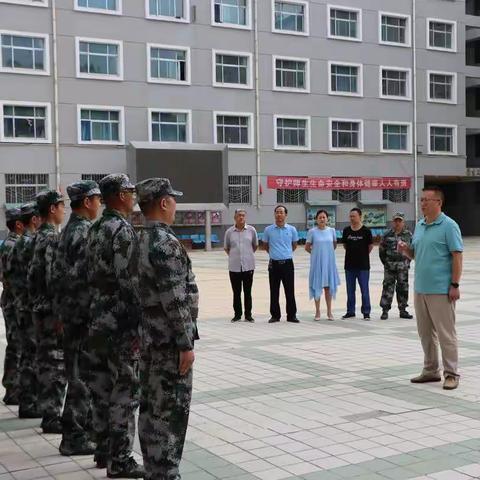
[271,259,293,264]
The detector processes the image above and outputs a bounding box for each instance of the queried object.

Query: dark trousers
[229,270,254,318]
[345,269,371,315]
[268,259,297,320]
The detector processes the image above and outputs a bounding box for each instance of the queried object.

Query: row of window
[0,101,459,155]
[2,0,457,53]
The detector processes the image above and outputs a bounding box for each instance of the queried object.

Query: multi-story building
[0,0,476,235]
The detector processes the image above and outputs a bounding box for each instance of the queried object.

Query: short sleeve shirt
[412,213,463,294]
[342,226,373,270]
[263,224,298,261]
[224,225,258,272]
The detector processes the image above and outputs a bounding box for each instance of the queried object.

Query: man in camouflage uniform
[0,207,24,405]
[28,190,67,433]
[86,174,143,478]
[54,180,101,456]
[379,212,414,320]
[136,178,199,480]
[8,202,42,418]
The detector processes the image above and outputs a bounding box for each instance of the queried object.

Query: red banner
[267,176,411,190]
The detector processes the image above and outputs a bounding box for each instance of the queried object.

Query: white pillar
[205,210,212,251]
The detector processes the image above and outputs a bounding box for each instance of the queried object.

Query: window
[328,5,362,41]
[76,38,123,80]
[0,0,47,6]
[214,112,253,148]
[273,56,309,92]
[149,109,191,143]
[0,102,51,143]
[277,189,306,203]
[428,124,457,154]
[381,122,411,153]
[213,0,250,29]
[332,189,359,202]
[75,0,121,14]
[0,31,49,75]
[272,0,309,35]
[78,105,124,145]
[146,0,190,22]
[380,67,411,100]
[329,62,362,96]
[81,173,108,182]
[213,50,252,88]
[383,189,409,203]
[5,174,49,205]
[147,44,190,84]
[228,175,252,203]
[379,13,410,46]
[427,71,457,103]
[427,18,456,52]
[330,119,363,151]
[274,116,310,150]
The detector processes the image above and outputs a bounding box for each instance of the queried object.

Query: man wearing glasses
[398,186,463,391]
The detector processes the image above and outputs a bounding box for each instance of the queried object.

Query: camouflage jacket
[138,221,199,351]
[28,223,58,313]
[379,228,413,266]
[86,209,141,341]
[0,232,20,310]
[8,229,36,312]
[53,212,92,327]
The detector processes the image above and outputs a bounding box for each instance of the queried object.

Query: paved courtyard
[1,239,480,479]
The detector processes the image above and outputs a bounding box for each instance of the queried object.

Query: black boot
[380,310,388,320]
[107,457,144,478]
[41,416,63,434]
[59,439,96,456]
[399,310,413,319]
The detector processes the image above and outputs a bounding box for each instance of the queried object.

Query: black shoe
[231,316,242,322]
[107,457,144,478]
[380,311,388,320]
[41,417,63,434]
[94,453,108,469]
[268,317,280,323]
[287,317,300,323]
[363,314,371,321]
[60,439,96,456]
[245,316,255,322]
[3,392,19,405]
[399,310,413,319]
[18,408,43,419]
[342,313,355,319]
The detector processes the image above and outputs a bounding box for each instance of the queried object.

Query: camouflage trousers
[380,263,410,312]
[61,325,92,447]
[139,347,193,480]
[1,306,20,399]
[86,333,140,466]
[17,309,39,412]
[34,311,67,421]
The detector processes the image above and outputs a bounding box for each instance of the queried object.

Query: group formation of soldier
[0,174,199,480]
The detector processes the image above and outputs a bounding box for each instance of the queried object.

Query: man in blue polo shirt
[263,205,299,323]
[399,186,463,390]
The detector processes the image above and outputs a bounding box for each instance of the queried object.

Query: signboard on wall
[306,206,336,230]
[363,207,387,227]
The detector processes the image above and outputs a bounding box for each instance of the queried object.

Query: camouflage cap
[99,173,135,198]
[392,212,405,220]
[135,177,183,204]
[5,207,21,223]
[67,180,101,202]
[20,201,38,217]
[35,189,65,211]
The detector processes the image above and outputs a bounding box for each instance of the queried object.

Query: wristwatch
[451,282,459,288]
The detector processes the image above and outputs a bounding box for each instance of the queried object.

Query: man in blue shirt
[399,186,463,390]
[263,205,299,323]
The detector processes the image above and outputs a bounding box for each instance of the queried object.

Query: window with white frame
[380,13,410,46]
[148,45,189,84]
[5,174,49,205]
[328,6,361,41]
[329,62,362,96]
[383,189,409,203]
[76,0,121,13]
[0,31,49,74]
[213,0,249,28]
[0,0,48,6]
[428,71,456,103]
[214,51,251,88]
[215,113,252,147]
[330,119,362,151]
[275,116,310,149]
[147,0,189,21]
[228,175,252,203]
[277,189,306,203]
[381,122,410,152]
[81,173,108,183]
[150,110,190,142]
[77,38,122,79]
[274,56,309,91]
[273,0,308,35]
[428,18,456,51]
[429,124,456,154]
[381,67,410,99]
[1,102,50,142]
[78,106,123,144]
[332,189,359,202]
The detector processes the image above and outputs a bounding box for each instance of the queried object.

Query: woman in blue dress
[305,210,340,321]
